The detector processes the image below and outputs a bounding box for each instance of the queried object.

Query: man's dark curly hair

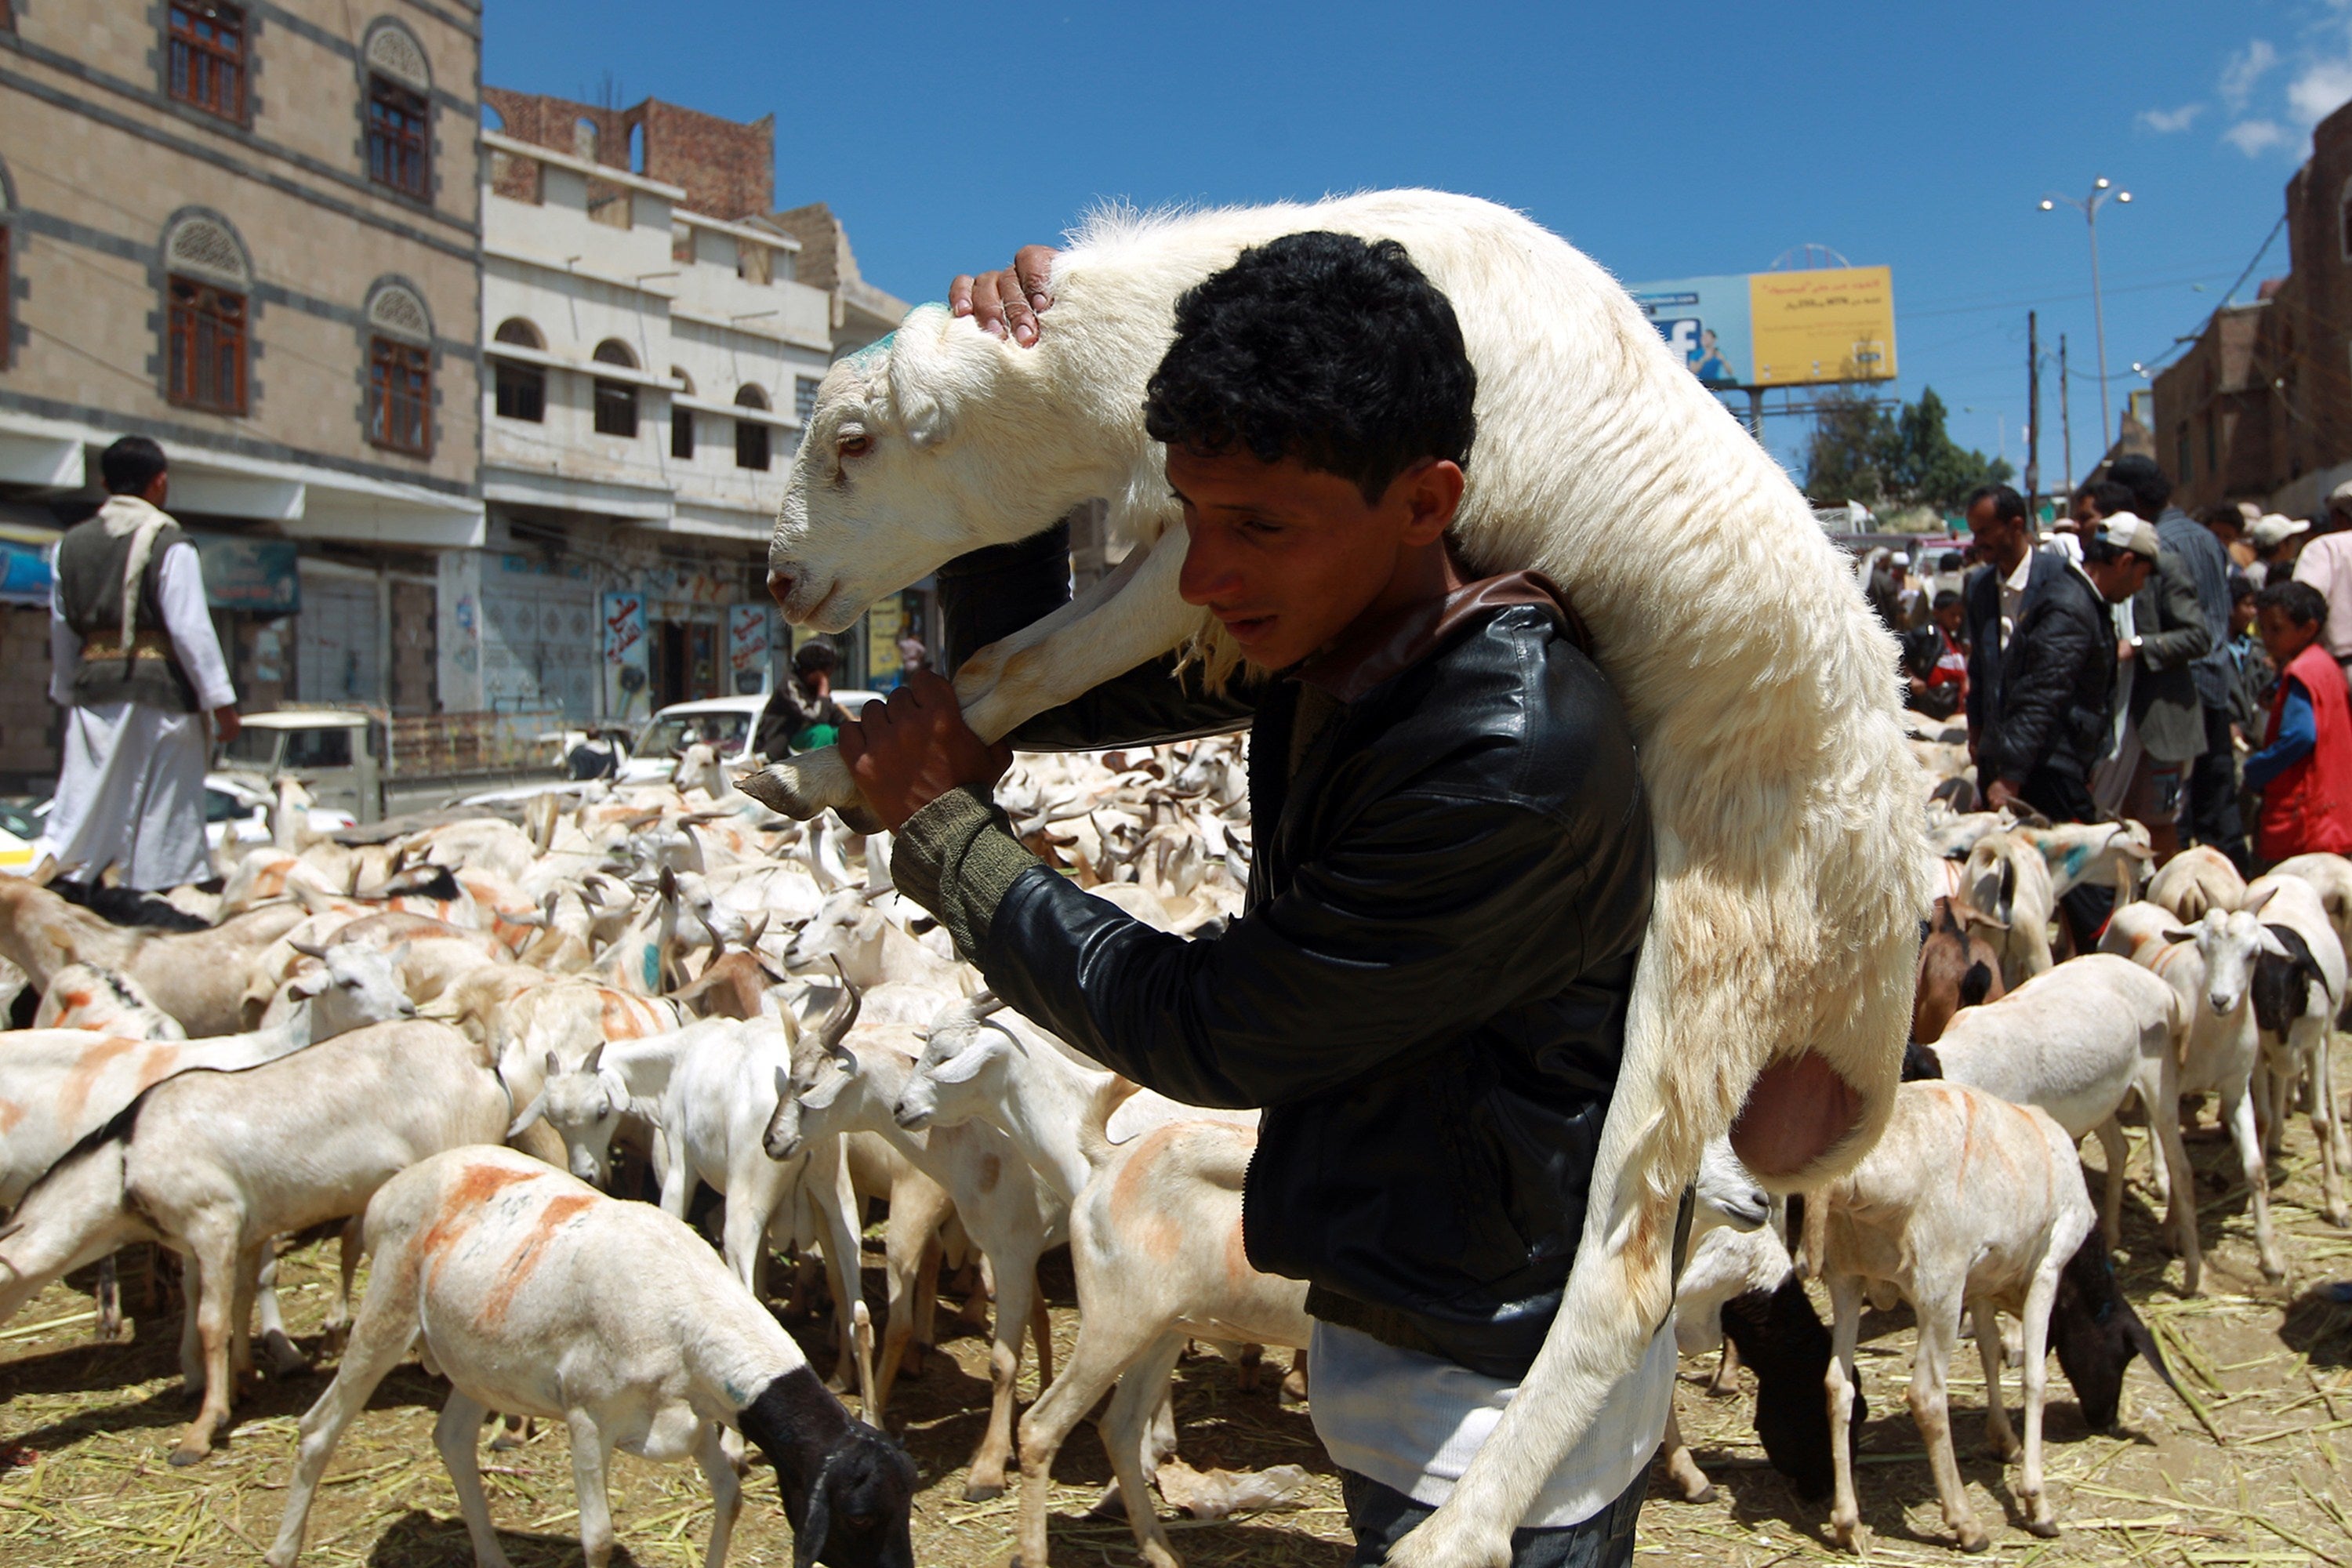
[1142,231,1476,503]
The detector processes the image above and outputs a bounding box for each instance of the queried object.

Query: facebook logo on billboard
[1630,276,1751,387]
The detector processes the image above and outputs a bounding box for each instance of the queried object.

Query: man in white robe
[42,437,240,891]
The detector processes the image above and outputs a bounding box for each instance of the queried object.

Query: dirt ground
[3,1110,2350,1568]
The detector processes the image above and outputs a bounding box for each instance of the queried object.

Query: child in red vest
[2248,579,2352,860]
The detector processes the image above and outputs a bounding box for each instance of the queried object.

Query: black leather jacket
[1962,550,2116,786]
[926,526,1653,1377]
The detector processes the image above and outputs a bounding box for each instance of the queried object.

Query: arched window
[492,317,544,422]
[482,102,506,133]
[734,383,771,470]
[573,118,598,161]
[670,367,695,459]
[162,212,250,414]
[628,124,646,174]
[363,23,432,199]
[365,281,431,456]
[593,339,638,437]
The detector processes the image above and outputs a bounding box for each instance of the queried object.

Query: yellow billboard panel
[1748,267,1896,387]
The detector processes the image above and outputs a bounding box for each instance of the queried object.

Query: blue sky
[485,0,2352,485]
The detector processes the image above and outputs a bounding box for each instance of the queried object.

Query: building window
[670,368,695,459]
[167,3,246,123]
[735,385,771,470]
[492,318,544,422]
[795,376,821,425]
[737,241,771,287]
[593,339,638,437]
[366,75,431,198]
[168,275,246,413]
[368,336,430,454]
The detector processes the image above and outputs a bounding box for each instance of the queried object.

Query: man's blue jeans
[1341,1467,1645,1567]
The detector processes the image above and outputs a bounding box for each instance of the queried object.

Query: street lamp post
[2040,178,2132,453]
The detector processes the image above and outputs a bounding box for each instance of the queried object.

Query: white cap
[1890,551,1911,568]
[2239,500,2263,523]
[2252,513,2312,548]
[2093,513,2163,560]
[2330,478,2352,506]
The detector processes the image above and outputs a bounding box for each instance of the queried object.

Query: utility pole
[2058,334,2074,493]
[2025,310,2041,516]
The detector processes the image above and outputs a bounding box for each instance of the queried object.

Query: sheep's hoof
[166,1443,209,1468]
[2024,1512,2060,1539]
[1955,1523,1991,1553]
[962,1477,1004,1503]
[1681,1481,1718,1504]
[263,1334,311,1379]
[740,750,857,822]
[1087,1480,1129,1519]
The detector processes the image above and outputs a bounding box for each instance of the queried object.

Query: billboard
[1628,267,1896,389]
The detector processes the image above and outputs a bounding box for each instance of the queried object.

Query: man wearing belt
[44,437,239,891]
[828,232,1848,1567]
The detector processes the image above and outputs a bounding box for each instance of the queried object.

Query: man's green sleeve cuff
[889,785,1044,958]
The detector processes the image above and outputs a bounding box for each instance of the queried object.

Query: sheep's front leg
[744,532,1205,822]
[2014,1253,2063,1537]
[1824,1276,1867,1551]
[1907,1277,1984,1552]
[696,1418,744,1568]
[1969,1291,2016,1461]
[263,1258,423,1568]
[566,1409,619,1568]
[172,1217,242,1465]
[1660,1395,1715,1503]
[434,1388,515,1568]
[2223,1081,2285,1283]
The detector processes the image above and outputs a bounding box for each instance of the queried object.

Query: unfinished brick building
[482,89,774,220]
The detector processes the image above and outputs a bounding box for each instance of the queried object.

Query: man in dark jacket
[832,233,1801,1566]
[2117,521,2212,857]
[1963,483,2118,938]
[2111,455,2240,860]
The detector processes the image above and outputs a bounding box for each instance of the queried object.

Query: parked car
[202,774,355,850]
[214,709,387,824]
[615,691,884,784]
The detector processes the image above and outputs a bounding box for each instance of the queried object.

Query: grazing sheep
[263,1146,916,1568]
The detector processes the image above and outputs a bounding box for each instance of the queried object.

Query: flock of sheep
[0,707,2341,1566]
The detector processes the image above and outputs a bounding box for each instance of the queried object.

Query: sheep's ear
[2162,927,2198,945]
[884,305,978,449]
[545,1048,562,1077]
[791,1475,831,1568]
[506,1093,546,1142]
[2244,884,2279,916]
[2258,925,2292,958]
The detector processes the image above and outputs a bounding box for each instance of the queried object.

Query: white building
[456,123,840,726]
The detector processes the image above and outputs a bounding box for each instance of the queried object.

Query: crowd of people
[1889,454,2352,943]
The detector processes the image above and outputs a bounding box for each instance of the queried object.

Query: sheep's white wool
[762,189,1930,1562]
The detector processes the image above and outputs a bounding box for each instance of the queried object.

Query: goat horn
[816,960,863,1049]
[289,937,331,960]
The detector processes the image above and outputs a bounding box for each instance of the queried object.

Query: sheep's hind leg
[433,1389,515,1568]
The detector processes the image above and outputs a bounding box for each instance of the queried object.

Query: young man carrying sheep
[843,233,1841,1566]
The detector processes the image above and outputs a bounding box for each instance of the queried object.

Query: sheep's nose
[766,569,795,608]
[2209,993,2231,1014]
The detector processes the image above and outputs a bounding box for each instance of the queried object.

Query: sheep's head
[768,303,1112,633]
[763,982,865,1160]
[286,941,416,1036]
[895,993,1011,1131]
[1691,1135,1769,1236]
[2170,893,2283,1017]
[535,1044,626,1185]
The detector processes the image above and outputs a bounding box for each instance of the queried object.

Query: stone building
[2153,97,2352,517]
[0,0,483,788]
[474,89,909,724]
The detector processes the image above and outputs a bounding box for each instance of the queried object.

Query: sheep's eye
[837,434,872,459]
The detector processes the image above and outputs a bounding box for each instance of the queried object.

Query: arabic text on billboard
[1628,267,1896,389]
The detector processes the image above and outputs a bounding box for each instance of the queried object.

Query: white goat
[1910,953,2195,1260]
[1962,830,2058,986]
[764,1023,1063,1501]
[0,877,308,1036]
[0,1017,510,1463]
[28,962,185,1038]
[754,191,1926,1565]
[1818,1084,2098,1550]
[263,1146,917,1568]
[2242,873,2350,1225]
[2103,896,2286,1287]
[2147,844,2248,921]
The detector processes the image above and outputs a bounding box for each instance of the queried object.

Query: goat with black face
[266,1146,916,1568]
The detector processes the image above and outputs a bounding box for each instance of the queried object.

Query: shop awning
[0,524,56,607]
